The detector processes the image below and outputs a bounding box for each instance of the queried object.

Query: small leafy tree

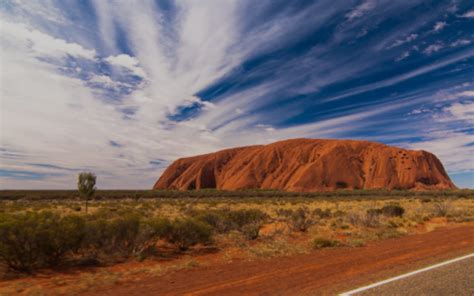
[77,172,96,214]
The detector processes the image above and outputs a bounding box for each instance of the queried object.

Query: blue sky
[1,0,473,189]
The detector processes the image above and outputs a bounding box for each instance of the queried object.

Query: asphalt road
[351,256,474,296]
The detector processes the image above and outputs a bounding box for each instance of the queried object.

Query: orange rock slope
[153,139,456,191]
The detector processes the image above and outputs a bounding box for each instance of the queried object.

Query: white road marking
[339,252,474,296]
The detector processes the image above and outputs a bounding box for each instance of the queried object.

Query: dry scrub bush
[346,212,361,226]
[432,201,452,217]
[288,207,314,232]
[346,211,380,228]
[346,204,406,229]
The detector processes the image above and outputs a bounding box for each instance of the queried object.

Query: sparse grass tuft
[432,201,452,217]
[347,238,366,247]
[288,207,313,232]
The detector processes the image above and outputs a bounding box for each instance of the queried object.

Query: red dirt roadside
[85,224,474,296]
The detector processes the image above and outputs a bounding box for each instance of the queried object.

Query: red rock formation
[153,139,456,191]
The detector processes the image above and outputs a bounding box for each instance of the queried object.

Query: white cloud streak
[346,0,377,20]
[423,42,444,55]
[1,20,96,60]
[433,21,446,32]
[104,54,147,78]
[461,10,474,18]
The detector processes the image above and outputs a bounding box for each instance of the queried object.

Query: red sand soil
[154,138,455,191]
[85,224,474,296]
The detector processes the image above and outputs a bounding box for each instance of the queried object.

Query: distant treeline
[0,189,473,201]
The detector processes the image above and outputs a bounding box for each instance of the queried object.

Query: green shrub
[40,214,86,266]
[312,237,341,249]
[194,208,267,234]
[0,212,45,272]
[133,217,172,258]
[227,209,267,229]
[82,217,112,257]
[381,204,405,217]
[194,211,229,233]
[166,218,212,251]
[0,212,86,272]
[84,214,171,259]
[108,214,141,256]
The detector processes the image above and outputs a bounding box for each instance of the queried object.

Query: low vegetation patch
[192,208,267,239]
[381,204,405,217]
[166,218,212,251]
[288,207,313,232]
[0,192,472,281]
[2,189,473,201]
[312,237,342,249]
[432,201,452,217]
[0,212,85,272]
[0,212,211,272]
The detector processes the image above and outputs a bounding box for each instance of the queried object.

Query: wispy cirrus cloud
[1,20,96,60]
[432,21,447,32]
[460,10,474,18]
[423,42,445,55]
[105,54,147,79]
[346,0,377,21]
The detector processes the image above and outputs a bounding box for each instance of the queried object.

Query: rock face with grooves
[153,139,455,191]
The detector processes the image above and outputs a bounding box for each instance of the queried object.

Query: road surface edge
[339,252,474,296]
